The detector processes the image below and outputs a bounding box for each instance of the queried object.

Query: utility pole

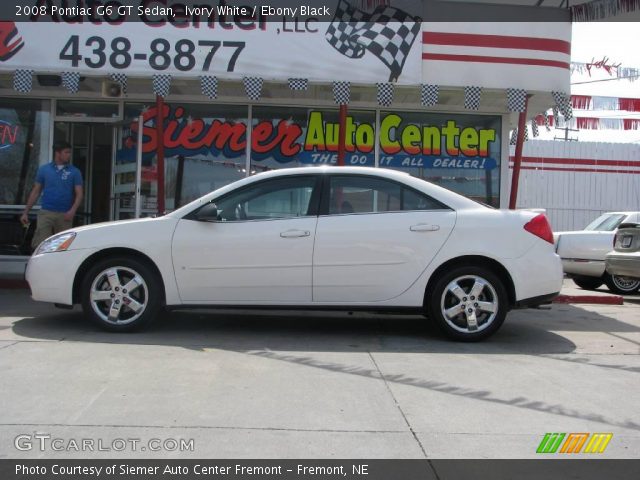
[554,126,579,141]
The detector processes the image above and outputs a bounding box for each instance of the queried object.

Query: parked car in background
[554,212,640,294]
[25,167,563,342]
[606,223,640,281]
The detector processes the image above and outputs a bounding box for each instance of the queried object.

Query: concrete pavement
[0,288,639,459]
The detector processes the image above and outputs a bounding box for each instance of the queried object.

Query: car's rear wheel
[81,256,162,332]
[572,276,604,290]
[604,273,640,295]
[427,266,508,341]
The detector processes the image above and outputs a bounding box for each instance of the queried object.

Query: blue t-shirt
[35,162,83,212]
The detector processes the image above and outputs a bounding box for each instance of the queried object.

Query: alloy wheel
[89,266,149,325]
[440,275,499,334]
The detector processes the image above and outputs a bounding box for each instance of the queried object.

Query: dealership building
[0,1,573,264]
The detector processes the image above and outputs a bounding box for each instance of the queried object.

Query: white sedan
[555,212,640,294]
[25,167,562,341]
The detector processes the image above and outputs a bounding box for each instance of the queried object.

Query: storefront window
[378,112,502,207]
[250,107,375,171]
[116,103,248,215]
[56,100,119,118]
[0,98,50,206]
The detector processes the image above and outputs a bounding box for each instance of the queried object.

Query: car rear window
[584,214,627,231]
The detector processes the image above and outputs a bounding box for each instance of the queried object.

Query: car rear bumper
[561,258,605,278]
[506,240,564,302]
[514,291,559,308]
[605,255,640,279]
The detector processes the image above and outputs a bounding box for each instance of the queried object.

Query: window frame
[319,174,452,217]
[184,174,324,223]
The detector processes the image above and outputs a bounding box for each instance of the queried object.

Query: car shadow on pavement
[6,298,640,434]
[8,301,637,355]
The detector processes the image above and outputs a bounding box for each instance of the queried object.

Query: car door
[172,175,321,303]
[313,174,456,303]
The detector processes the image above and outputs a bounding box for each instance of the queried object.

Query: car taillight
[524,214,554,244]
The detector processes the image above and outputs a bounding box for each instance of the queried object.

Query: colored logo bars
[536,433,613,454]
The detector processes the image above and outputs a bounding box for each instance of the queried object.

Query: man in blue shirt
[20,141,83,251]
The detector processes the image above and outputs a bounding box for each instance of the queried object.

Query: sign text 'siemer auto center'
[0,0,570,223]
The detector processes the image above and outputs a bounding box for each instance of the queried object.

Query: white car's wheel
[604,273,640,295]
[428,266,508,341]
[81,257,162,332]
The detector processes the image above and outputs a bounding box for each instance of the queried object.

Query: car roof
[604,212,639,215]
[251,165,410,179]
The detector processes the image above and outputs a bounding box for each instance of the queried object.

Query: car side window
[214,176,317,221]
[328,176,445,215]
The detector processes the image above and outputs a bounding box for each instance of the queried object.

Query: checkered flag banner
[552,106,561,126]
[200,75,218,99]
[543,111,551,131]
[510,126,529,145]
[109,73,127,94]
[325,0,421,82]
[506,88,527,112]
[243,76,263,100]
[13,69,33,93]
[333,81,351,105]
[509,129,517,145]
[464,86,482,110]
[288,78,308,91]
[552,91,573,121]
[152,74,172,98]
[421,84,439,107]
[61,71,80,94]
[376,82,394,106]
[531,118,539,137]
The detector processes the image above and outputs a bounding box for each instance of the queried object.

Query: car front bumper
[25,248,97,305]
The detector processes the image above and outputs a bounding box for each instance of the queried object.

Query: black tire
[603,273,640,295]
[427,266,508,342]
[572,276,604,290]
[80,256,163,332]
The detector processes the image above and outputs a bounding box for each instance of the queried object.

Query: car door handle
[280,229,311,238]
[410,224,440,232]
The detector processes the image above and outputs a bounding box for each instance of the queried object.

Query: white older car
[555,212,640,294]
[25,167,562,341]
[606,223,640,281]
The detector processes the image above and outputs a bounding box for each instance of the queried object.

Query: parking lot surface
[1,285,639,459]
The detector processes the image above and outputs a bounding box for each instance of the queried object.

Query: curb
[553,294,624,305]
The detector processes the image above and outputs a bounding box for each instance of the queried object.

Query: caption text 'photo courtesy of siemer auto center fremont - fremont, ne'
[0,0,640,479]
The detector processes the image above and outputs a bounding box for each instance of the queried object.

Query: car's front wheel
[604,273,640,295]
[81,256,162,332]
[427,266,508,341]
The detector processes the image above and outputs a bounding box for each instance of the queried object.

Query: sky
[534,22,640,143]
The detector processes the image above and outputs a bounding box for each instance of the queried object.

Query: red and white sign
[422,22,571,92]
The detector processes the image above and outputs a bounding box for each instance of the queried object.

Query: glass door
[53,122,114,225]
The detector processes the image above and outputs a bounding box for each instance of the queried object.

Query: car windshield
[584,213,627,231]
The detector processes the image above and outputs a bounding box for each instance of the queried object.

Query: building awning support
[509,95,530,210]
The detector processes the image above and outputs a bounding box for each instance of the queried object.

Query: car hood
[68,216,160,234]
[65,216,178,252]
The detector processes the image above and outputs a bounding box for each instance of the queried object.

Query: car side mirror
[195,203,219,222]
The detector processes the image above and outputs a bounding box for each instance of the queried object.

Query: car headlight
[34,232,77,255]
